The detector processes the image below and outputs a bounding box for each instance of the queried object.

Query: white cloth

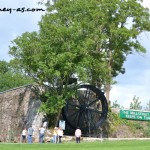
[22,129,27,136]
[39,127,46,134]
[57,129,63,136]
[43,121,47,128]
[75,129,81,137]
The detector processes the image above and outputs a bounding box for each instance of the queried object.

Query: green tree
[0,60,9,74]
[9,0,150,115]
[130,95,142,110]
[0,60,33,92]
[42,0,150,102]
[112,100,121,109]
[145,100,150,111]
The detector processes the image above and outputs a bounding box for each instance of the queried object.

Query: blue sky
[110,31,150,109]
[0,0,46,60]
[0,0,150,109]
[109,0,150,110]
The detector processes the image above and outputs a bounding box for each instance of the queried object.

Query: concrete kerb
[50,136,150,142]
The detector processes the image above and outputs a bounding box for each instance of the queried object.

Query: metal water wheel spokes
[62,84,108,135]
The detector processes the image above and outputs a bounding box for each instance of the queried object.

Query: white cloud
[110,66,150,109]
[141,0,150,8]
[0,0,46,61]
[110,83,150,109]
[110,0,150,109]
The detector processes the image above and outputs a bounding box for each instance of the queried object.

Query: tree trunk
[55,109,61,127]
[105,84,111,105]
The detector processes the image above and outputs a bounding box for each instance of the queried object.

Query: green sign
[120,109,150,121]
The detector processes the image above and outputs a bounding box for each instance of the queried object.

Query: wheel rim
[62,85,108,135]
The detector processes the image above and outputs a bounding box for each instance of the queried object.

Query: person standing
[27,126,34,143]
[53,127,58,143]
[39,126,46,143]
[43,121,48,128]
[21,128,27,143]
[75,127,81,143]
[42,115,48,129]
[57,127,63,143]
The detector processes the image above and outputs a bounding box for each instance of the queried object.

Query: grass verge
[0,140,150,150]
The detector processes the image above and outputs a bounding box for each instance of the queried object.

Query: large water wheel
[62,84,108,136]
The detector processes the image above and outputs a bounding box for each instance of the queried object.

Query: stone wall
[0,85,44,142]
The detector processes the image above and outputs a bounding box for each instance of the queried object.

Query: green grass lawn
[0,140,150,150]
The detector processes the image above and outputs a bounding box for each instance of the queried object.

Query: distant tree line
[0,60,33,92]
[112,95,150,111]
